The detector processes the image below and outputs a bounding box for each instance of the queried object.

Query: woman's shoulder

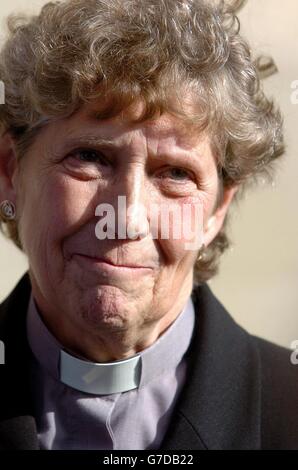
[0,273,31,341]
[251,334,298,449]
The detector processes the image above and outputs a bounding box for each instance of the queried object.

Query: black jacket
[0,273,297,450]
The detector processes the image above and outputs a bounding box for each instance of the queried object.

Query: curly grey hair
[0,0,284,286]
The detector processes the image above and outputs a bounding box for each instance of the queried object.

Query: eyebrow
[60,135,116,149]
[58,134,203,170]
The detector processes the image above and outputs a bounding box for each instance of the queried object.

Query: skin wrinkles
[1,99,237,362]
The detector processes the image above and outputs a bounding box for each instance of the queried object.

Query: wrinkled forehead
[61,96,210,150]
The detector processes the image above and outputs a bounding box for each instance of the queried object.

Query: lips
[75,254,154,269]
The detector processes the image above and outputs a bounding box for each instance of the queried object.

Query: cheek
[201,178,220,222]
[18,174,95,254]
[156,196,204,263]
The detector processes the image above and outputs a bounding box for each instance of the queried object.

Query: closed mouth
[75,254,154,269]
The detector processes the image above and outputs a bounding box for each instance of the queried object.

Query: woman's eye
[69,149,109,166]
[161,167,193,181]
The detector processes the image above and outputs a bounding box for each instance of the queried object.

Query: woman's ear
[203,185,239,247]
[0,131,19,204]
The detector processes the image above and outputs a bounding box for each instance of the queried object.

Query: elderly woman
[0,0,297,451]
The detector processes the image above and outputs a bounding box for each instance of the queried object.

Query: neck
[39,298,189,362]
[29,275,193,363]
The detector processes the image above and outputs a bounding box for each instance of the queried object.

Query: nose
[117,165,150,240]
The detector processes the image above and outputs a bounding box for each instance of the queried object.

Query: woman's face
[6,100,236,356]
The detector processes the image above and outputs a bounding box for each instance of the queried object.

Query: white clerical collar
[60,349,141,395]
[26,292,195,395]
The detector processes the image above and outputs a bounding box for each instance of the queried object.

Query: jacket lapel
[161,283,261,450]
[0,273,39,449]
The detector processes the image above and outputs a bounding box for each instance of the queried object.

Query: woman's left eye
[161,167,194,181]
[70,149,109,165]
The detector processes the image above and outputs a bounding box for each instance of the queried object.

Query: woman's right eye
[69,148,109,166]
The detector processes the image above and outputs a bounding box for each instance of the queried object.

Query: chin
[77,285,137,331]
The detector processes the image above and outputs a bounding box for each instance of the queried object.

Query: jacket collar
[0,273,261,450]
[0,272,38,449]
[161,283,261,450]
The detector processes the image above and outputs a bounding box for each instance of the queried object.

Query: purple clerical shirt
[26,292,195,450]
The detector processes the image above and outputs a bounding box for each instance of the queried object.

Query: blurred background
[0,0,297,348]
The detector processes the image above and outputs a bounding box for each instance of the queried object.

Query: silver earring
[0,200,16,221]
